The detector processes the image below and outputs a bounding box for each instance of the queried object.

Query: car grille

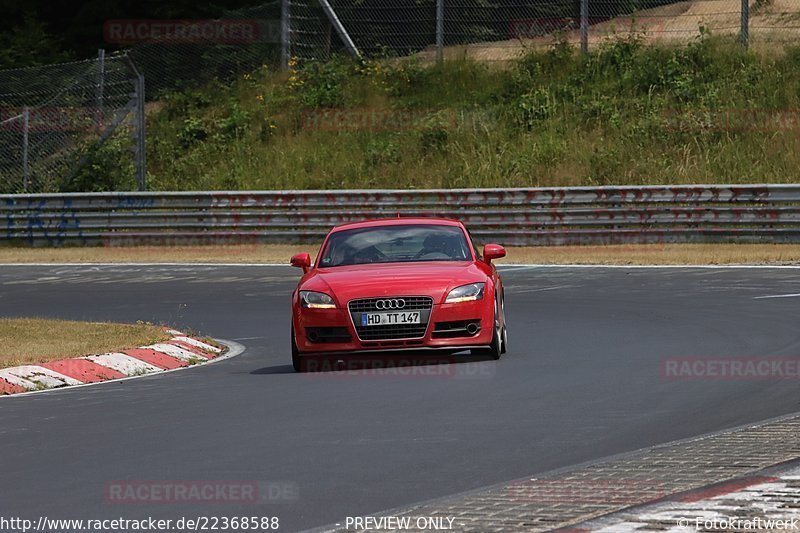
[348,296,433,341]
[348,297,432,313]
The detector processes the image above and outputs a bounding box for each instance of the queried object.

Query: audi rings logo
[375,299,406,310]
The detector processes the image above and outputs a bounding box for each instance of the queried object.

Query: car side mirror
[483,244,506,264]
[290,253,311,274]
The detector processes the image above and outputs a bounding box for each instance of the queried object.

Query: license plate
[362,312,421,326]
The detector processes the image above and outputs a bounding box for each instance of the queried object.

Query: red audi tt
[289,218,507,372]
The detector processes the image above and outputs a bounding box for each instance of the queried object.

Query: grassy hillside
[107,33,800,191]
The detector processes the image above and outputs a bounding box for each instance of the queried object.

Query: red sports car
[289,218,507,372]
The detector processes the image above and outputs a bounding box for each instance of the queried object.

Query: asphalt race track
[1,264,800,532]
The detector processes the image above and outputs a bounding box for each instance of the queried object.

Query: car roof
[330,217,464,232]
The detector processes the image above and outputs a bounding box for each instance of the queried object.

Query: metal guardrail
[2,185,800,246]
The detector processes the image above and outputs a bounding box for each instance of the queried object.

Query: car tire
[291,325,305,373]
[487,327,502,360]
[472,299,503,360]
[499,296,507,355]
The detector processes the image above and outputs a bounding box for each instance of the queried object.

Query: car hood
[300,261,488,305]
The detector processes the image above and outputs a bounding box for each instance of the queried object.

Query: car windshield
[318,224,471,267]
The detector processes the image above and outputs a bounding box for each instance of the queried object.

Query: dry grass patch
[501,244,800,265]
[0,318,171,368]
[4,243,800,266]
[0,245,307,264]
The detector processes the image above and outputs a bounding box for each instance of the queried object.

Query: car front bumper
[293,299,494,355]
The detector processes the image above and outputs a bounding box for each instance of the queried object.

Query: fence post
[95,49,105,128]
[317,0,361,60]
[133,74,147,191]
[740,0,749,49]
[124,53,147,190]
[281,0,291,71]
[580,0,589,54]
[22,107,30,192]
[436,0,444,65]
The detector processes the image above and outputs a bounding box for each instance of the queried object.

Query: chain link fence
[286,0,800,62]
[82,0,800,99]
[123,1,283,98]
[0,53,145,194]
[110,0,800,99]
[290,0,438,59]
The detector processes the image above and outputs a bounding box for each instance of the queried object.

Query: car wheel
[291,325,305,373]
[472,299,502,360]
[500,299,508,355]
[487,327,502,360]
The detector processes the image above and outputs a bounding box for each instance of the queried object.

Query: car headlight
[300,291,336,309]
[445,283,485,303]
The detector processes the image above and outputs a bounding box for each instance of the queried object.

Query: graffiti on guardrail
[4,199,84,245]
[115,197,156,210]
[1,185,797,246]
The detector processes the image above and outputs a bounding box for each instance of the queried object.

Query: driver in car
[418,233,469,260]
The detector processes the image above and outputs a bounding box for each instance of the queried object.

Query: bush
[178,116,209,148]
[418,111,452,153]
[294,57,356,108]
[517,87,558,129]
[64,134,137,192]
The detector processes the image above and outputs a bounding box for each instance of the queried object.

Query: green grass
[138,32,800,191]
